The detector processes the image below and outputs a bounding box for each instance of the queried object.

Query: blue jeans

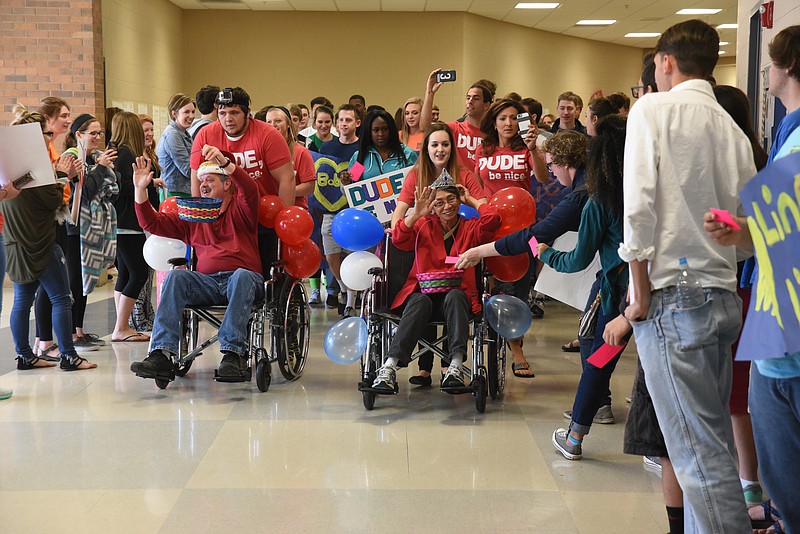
[577,274,614,409]
[750,364,800,532]
[11,245,77,358]
[150,268,263,357]
[632,287,749,534]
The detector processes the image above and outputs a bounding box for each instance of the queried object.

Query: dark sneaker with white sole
[131,350,174,380]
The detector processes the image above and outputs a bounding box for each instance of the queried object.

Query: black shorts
[623,358,669,458]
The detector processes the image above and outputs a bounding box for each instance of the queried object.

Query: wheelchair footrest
[440,383,475,395]
[358,382,398,395]
[214,367,252,383]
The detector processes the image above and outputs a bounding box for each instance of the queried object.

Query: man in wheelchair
[129,146,263,383]
[369,174,500,393]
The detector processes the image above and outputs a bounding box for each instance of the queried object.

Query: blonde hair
[267,107,296,156]
[166,93,194,120]
[138,114,161,173]
[11,103,47,128]
[399,97,423,146]
[111,111,145,157]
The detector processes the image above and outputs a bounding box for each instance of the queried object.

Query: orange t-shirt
[49,141,70,203]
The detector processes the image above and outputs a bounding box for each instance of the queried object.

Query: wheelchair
[152,247,310,392]
[357,233,507,413]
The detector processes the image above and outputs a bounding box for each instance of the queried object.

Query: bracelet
[220,158,231,168]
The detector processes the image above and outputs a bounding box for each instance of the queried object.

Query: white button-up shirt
[619,79,757,291]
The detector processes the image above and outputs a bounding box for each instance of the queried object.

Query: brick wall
[0,0,104,145]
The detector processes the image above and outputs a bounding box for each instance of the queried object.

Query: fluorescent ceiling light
[576,19,616,25]
[625,32,661,37]
[717,23,738,29]
[515,3,560,8]
[676,8,722,15]
[719,41,729,45]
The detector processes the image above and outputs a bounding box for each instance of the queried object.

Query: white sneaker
[371,365,397,392]
[308,289,322,307]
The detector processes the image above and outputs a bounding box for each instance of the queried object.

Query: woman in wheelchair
[369,174,500,393]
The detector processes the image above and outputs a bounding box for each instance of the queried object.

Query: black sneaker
[530,297,545,318]
[130,350,174,380]
[218,351,244,378]
[325,294,339,309]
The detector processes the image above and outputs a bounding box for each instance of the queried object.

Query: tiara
[430,169,455,190]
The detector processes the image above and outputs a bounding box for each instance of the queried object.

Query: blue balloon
[458,205,479,220]
[324,316,368,364]
[331,208,385,251]
[485,295,532,339]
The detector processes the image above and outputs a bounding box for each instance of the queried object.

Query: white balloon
[340,251,382,291]
[143,235,189,272]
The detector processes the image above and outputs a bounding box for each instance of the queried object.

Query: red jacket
[391,204,501,313]
[135,165,262,275]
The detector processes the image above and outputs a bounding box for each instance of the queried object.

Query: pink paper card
[528,235,539,256]
[445,256,459,265]
[586,342,627,368]
[709,208,742,231]
[349,162,365,182]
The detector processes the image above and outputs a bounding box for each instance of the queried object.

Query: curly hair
[585,114,626,216]
[542,130,587,169]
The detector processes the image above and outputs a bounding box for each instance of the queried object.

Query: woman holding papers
[4,104,97,371]
[536,115,629,461]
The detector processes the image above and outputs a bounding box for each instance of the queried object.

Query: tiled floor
[0,282,666,533]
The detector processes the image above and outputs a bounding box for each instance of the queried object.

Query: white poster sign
[534,231,601,311]
[342,166,412,224]
[0,123,56,189]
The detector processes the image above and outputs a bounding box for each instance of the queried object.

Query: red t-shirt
[475,146,533,197]
[191,120,292,198]
[292,144,316,209]
[446,121,483,167]
[398,167,486,206]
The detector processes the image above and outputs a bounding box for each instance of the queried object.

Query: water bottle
[676,257,704,308]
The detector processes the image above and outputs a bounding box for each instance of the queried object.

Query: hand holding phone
[517,113,532,138]
[435,70,457,83]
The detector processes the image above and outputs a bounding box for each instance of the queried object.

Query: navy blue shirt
[319,137,359,161]
[495,166,589,256]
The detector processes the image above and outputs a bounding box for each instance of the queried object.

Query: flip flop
[112,333,151,342]
[512,361,535,378]
[561,340,581,352]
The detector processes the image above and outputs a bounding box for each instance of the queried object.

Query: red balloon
[258,195,285,228]
[486,253,530,283]
[489,187,536,236]
[282,239,322,279]
[160,196,178,215]
[274,206,314,246]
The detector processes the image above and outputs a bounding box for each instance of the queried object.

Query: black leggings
[64,233,87,330]
[115,233,149,299]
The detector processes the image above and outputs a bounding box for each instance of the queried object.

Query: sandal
[512,361,535,378]
[755,520,785,534]
[750,500,781,529]
[561,339,581,352]
[60,354,97,371]
[36,343,61,362]
[16,355,57,370]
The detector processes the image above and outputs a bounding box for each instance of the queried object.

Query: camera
[435,70,457,83]
[218,88,234,105]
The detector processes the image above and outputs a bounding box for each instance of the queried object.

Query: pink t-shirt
[446,121,483,167]
[398,166,486,206]
[474,146,533,197]
[191,120,292,198]
[292,144,316,209]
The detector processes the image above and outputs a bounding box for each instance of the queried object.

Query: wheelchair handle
[367,267,384,276]
[167,257,189,267]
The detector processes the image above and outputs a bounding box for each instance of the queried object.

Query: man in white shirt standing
[620,20,756,534]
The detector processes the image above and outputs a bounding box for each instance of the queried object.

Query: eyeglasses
[432,197,459,209]
[631,85,645,98]
[43,131,54,137]
[85,131,104,138]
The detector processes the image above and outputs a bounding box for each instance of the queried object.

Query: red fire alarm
[761,1,774,29]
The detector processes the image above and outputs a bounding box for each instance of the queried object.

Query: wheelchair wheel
[362,390,376,410]
[473,374,487,413]
[486,326,506,400]
[174,360,193,378]
[255,349,271,392]
[275,277,309,381]
[155,378,170,390]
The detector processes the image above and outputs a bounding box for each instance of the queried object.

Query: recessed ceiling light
[717,23,738,29]
[719,41,729,45]
[625,32,661,37]
[576,19,616,26]
[515,2,560,9]
[676,8,722,15]
[718,50,726,55]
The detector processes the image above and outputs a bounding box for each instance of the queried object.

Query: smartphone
[107,140,118,150]
[435,70,457,83]
[517,112,531,138]
[12,172,34,189]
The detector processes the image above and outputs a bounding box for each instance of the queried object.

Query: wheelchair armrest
[367,267,384,276]
[168,257,189,267]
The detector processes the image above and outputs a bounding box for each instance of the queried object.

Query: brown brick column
[1,0,105,136]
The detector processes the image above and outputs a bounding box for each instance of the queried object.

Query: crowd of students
[2,18,799,534]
